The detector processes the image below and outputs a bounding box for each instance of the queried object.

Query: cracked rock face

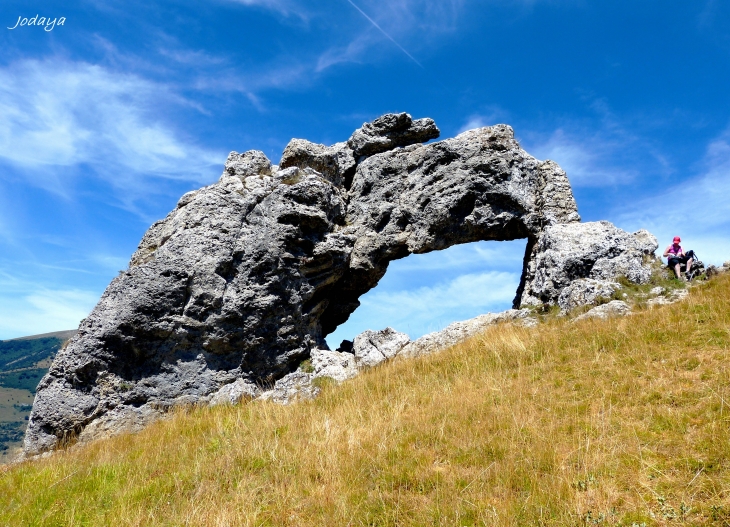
[24,112,653,455]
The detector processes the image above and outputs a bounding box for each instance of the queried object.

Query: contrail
[345,0,423,68]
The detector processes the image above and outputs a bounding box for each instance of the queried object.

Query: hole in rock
[325,239,528,349]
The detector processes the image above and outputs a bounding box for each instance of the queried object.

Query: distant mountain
[7,329,77,342]
[0,330,75,462]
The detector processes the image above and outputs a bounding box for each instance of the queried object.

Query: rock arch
[25,113,652,455]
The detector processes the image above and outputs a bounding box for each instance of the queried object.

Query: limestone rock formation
[258,372,319,404]
[209,378,259,406]
[347,113,440,158]
[517,221,658,307]
[24,112,653,455]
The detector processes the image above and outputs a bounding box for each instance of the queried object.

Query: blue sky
[0,0,728,343]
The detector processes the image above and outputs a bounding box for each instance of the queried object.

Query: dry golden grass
[2,274,730,526]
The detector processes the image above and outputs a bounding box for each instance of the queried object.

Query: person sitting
[663,236,695,280]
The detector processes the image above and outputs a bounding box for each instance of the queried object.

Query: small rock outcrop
[400,310,536,358]
[352,328,410,368]
[261,313,537,403]
[558,279,621,313]
[574,300,632,321]
[24,112,655,455]
[646,288,689,307]
[517,221,657,307]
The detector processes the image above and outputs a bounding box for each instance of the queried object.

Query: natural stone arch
[312,126,579,338]
[24,113,603,454]
[325,238,528,349]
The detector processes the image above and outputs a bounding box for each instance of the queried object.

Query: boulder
[347,112,440,158]
[352,328,410,368]
[517,222,657,307]
[209,378,259,406]
[557,278,621,312]
[310,348,357,382]
[647,288,689,307]
[258,372,319,405]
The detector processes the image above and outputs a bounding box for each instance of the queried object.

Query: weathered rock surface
[209,378,259,406]
[352,328,410,368]
[258,372,319,405]
[517,221,657,307]
[24,112,654,455]
[310,348,357,382]
[558,278,621,313]
[347,113,440,158]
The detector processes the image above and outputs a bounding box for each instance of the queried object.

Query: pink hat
[673,236,681,243]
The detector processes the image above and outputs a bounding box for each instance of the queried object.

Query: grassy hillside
[0,334,73,462]
[1,275,729,526]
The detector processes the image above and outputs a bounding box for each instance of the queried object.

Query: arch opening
[325,239,528,349]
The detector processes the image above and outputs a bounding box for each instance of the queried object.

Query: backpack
[685,250,705,280]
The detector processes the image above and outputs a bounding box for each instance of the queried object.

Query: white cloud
[194,60,310,97]
[157,48,227,67]
[327,270,520,346]
[343,0,423,67]
[365,0,464,33]
[316,32,376,71]
[0,287,98,340]
[457,109,506,134]
[0,59,224,199]
[528,128,638,187]
[393,240,526,273]
[224,0,309,18]
[615,129,730,266]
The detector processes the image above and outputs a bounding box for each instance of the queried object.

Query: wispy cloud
[327,270,520,345]
[158,47,227,67]
[391,240,526,274]
[0,284,98,340]
[316,32,375,71]
[222,0,309,19]
[0,58,224,208]
[315,0,465,71]
[457,109,506,134]
[527,128,639,187]
[615,128,730,265]
[193,60,311,98]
